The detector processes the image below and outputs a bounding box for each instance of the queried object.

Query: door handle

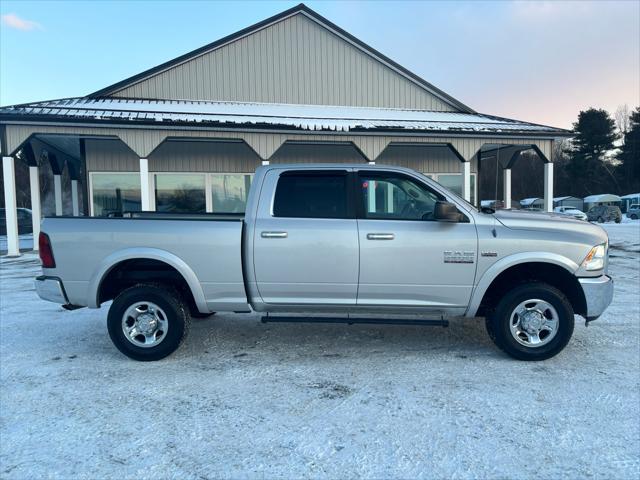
[261,231,288,238]
[366,233,395,240]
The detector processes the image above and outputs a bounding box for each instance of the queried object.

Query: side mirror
[433,201,461,222]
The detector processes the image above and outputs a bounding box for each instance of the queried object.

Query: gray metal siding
[377,144,475,173]
[149,141,261,172]
[5,125,553,167]
[270,143,367,164]
[111,13,456,111]
[85,139,139,171]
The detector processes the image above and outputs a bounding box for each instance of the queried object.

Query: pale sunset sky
[1,0,638,129]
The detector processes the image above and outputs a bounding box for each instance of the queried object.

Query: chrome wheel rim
[121,301,168,348]
[509,299,559,348]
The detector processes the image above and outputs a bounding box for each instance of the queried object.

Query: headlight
[582,243,606,271]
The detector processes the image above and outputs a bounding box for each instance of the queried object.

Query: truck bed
[40,215,249,312]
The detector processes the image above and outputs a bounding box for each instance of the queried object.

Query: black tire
[597,217,605,223]
[485,282,574,361]
[615,217,621,224]
[107,283,190,361]
[631,214,638,220]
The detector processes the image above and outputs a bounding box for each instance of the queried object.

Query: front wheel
[107,284,190,361]
[485,283,574,361]
[597,217,605,223]
[631,214,638,220]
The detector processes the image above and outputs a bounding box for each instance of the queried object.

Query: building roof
[88,3,473,113]
[520,197,543,206]
[554,196,582,201]
[0,97,570,136]
[621,192,640,199]
[583,194,622,203]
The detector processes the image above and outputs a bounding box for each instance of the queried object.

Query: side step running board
[260,316,449,327]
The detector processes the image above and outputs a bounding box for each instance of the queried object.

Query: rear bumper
[35,276,69,305]
[578,275,614,322]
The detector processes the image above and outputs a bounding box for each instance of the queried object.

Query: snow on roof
[554,196,582,201]
[520,197,542,206]
[0,97,569,135]
[583,194,622,203]
[621,193,640,199]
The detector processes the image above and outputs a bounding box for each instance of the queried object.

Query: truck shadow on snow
[175,314,498,361]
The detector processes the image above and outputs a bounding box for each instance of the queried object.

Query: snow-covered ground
[1,224,638,479]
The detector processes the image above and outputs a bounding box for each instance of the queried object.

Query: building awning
[0,97,570,136]
[621,193,640,199]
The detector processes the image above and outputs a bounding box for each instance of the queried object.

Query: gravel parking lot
[1,223,639,479]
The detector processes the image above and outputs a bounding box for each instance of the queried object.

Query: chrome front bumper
[35,276,69,305]
[578,275,614,322]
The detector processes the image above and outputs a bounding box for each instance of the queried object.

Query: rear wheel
[107,284,190,361]
[631,214,638,220]
[597,217,605,223]
[485,283,574,361]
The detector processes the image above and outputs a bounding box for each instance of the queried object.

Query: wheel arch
[88,248,208,313]
[467,253,586,318]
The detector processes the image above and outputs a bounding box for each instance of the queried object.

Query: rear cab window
[273,171,354,219]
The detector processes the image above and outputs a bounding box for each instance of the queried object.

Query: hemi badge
[481,251,498,257]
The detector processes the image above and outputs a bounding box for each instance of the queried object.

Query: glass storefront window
[434,174,476,203]
[91,173,141,216]
[155,174,206,213]
[211,174,252,213]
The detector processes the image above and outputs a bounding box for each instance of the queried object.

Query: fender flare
[87,247,208,312]
[465,252,579,317]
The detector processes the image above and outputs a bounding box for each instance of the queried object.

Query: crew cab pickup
[35,164,614,361]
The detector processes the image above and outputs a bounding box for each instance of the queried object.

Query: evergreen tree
[617,107,640,192]
[568,108,618,194]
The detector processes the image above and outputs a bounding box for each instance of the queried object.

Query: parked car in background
[0,208,33,235]
[626,204,640,220]
[554,206,588,221]
[587,205,622,223]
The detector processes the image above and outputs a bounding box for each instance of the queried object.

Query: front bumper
[578,275,614,322]
[35,276,69,305]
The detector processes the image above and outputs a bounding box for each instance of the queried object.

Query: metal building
[1,3,570,256]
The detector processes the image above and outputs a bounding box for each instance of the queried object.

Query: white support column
[544,163,554,212]
[385,183,394,213]
[139,158,152,211]
[367,180,376,213]
[29,166,41,248]
[2,156,20,257]
[503,168,512,209]
[71,179,79,216]
[461,161,471,202]
[54,174,63,216]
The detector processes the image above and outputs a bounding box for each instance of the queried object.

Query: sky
[0,0,638,129]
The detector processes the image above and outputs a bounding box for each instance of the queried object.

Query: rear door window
[273,172,352,219]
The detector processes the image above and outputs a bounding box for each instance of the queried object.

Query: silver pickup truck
[35,164,613,361]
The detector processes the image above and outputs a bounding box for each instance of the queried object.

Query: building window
[154,174,206,213]
[90,173,141,216]
[210,174,253,213]
[433,173,476,203]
